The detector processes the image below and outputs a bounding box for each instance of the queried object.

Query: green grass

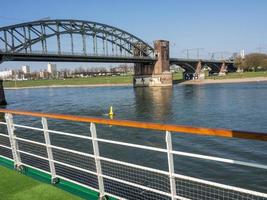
[172,72,183,81]
[4,71,267,88]
[3,75,133,88]
[206,71,267,80]
[0,166,83,200]
[3,72,184,88]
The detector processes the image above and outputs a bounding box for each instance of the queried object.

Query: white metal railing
[0,112,267,200]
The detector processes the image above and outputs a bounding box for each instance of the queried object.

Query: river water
[2,82,267,193]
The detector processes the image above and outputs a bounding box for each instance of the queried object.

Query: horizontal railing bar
[55,175,100,195]
[18,149,49,161]
[11,137,267,198]
[101,174,171,198]
[0,144,12,149]
[20,161,51,175]
[175,195,191,200]
[17,148,97,176]
[13,124,44,132]
[0,155,13,161]
[13,136,46,147]
[18,131,253,188]
[99,156,169,176]
[11,130,267,171]
[13,131,267,171]
[0,122,7,125]
[171,150,267,170]
[49,144,95,159]
[48,129,92,140]
[52,159,97,176]
[13,124,92,140]
[96,138,167,153]
[173,173,267,198]
[0,154,124,200]
[0,109,266,141]
[101,174,190,200]
[0,133,9,137]
[55,175,126,200]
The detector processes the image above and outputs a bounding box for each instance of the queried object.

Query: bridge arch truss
[0,19,154,57]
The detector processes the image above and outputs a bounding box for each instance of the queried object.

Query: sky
[0,0,267,71]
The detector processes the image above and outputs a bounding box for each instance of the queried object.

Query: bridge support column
[133,40,172,87]
[183,61,205,80]
[0,80,7,105]
[194,61,205,79]
[219,62,227,76]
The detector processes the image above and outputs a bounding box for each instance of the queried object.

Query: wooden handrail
[0,109,266,141]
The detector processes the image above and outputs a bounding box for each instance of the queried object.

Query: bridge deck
[1,51,233,65]
[0,52,156,63]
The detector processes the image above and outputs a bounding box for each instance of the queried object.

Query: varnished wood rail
[0,109,266,141]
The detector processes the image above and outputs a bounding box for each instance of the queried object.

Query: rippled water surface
[3,82,267,192]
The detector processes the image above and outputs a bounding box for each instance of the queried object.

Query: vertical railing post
[42,117,57,184]
[166,131,177,200]
[90,122,105,199]
[5,113,21,169]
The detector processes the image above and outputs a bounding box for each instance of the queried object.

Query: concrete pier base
[198,72,205,79]
[218,72,226,76]
[0,80,7,105]
[133,72,172,87]
[219,62,227,76]
[133,40,172,87]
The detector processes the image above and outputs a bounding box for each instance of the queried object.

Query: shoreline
[180,77,267,85]
[4,77,267,89]
[4,83,132,90]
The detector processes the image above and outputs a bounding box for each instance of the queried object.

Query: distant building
[21,65,30,74]
[0,70,13,80]
[240,50,245,59]
[47,63,57,78]
[47,63,57,74]
[39,70,49,79]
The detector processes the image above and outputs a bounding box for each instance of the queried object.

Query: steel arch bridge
[0,19,235,76]
[0,19,155,63]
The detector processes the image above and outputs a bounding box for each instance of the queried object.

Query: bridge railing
[0,109,266,200]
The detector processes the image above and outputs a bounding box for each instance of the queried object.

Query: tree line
[234,53,267,71]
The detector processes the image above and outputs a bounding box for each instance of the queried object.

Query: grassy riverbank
[4,71,267,88]
[3,73,183,88]
[206,71,267,79]
[3,75,133,88]
[182,71,267,85]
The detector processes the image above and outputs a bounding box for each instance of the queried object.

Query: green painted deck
[0,166,83,200]
[0,157,115,200]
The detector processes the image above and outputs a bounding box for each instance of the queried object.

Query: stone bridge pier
[0,56,7,105]
[218,62,227,75]
[182,61,229,80]
[0,80,7,105]
[182,61,204,80]
[133,40,172,87]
